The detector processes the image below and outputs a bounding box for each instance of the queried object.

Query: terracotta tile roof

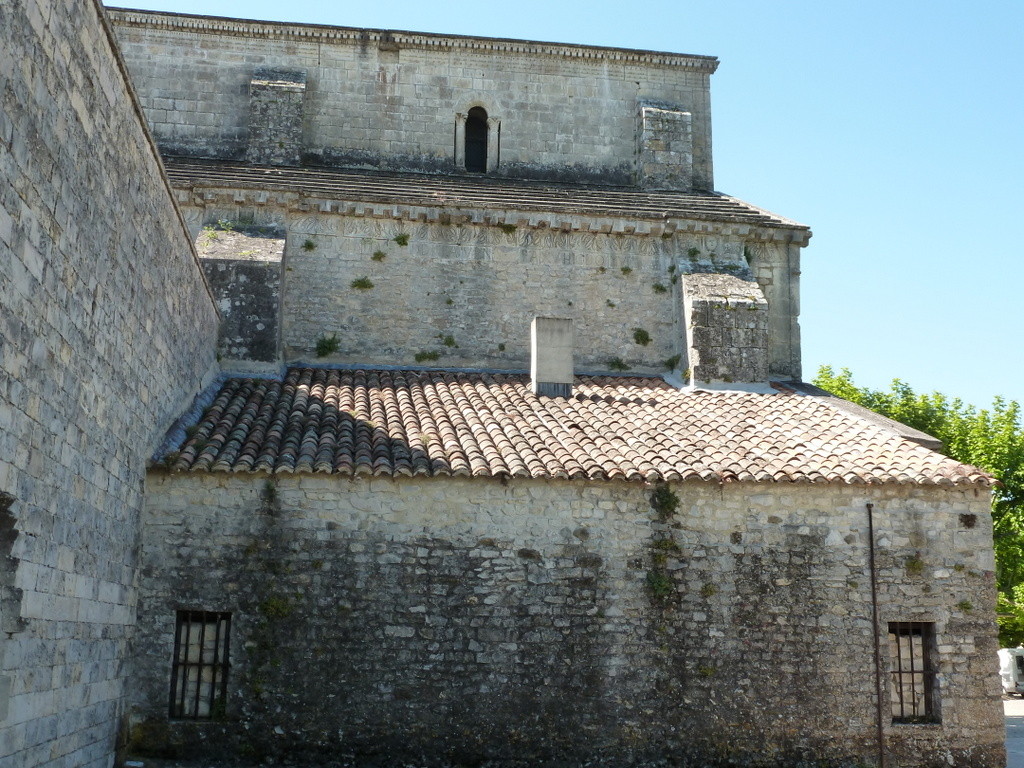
[163,157,807,230]
[165,367,993,487]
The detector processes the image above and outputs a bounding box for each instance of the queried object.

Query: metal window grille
[169,610,230,719]
[888,621,938,723]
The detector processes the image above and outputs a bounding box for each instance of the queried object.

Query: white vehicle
[998,647,1024,695]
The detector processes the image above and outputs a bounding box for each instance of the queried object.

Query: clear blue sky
[107,0,1024,409]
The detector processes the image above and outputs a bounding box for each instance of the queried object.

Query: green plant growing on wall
[650,483,680,520]
[315,333,339,357]
[259,595,293,619]
[620,266,633,275]
[350,277,374,290]
[606,300,616,308]
[302,238,316,251]
[498,223,517,234]
[663,354,681,371]
[607,358,631,372]
[661,231,673,239]
[652,283,668,294]
[646,570,672,599]
[415,350,440,363]
[957,600,974,613]
[497,343,506,352]
[261,479,277,504]
[905,553,925,577]
[445,297,454,305]
[687,247,700,258]
[597,266,607,273]
[700,583,718,598]
[372,250,387,261]
[633,328,651,346]
[698,666,717,677]
[394,233,410,246]
[438,334,458,348]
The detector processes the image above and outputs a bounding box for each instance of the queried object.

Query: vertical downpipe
[867,502,887,768]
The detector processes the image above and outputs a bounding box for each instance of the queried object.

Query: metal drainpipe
[867,502,887,768]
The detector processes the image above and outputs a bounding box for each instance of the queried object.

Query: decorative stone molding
[173,187,811,245]
[107,9,720,71]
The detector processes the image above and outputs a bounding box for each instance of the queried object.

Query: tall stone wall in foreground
[0,1,220,765]
[133,474,1003,768]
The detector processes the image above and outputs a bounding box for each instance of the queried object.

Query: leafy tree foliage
[813,366,1024,645]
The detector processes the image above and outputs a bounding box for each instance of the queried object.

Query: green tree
[813,366,1024,645]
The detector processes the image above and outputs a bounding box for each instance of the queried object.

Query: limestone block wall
[110,11,717,188]
[747,240,802,379]
[132,473,1003,767]
[180,201,803,375]
[0,2,220,765]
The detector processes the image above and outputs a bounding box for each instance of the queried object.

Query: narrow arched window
[465,107,488,173]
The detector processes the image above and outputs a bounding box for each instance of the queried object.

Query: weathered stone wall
[637,104,693,190]
[179,201,807,376]
[195,225,284,366]
[681,273,769,384]
[0,1,220,765]
[246,69,307,167]
[109,10,716,189]
[132,473,1003,767]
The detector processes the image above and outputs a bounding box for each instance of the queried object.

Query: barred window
[169,610,230,719]
[888,621,939,724]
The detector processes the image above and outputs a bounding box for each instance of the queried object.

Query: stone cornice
[107,8,720,72]
[174,187,810,246]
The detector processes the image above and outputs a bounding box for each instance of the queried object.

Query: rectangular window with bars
[169,610,230,720]
[888,621,939,724]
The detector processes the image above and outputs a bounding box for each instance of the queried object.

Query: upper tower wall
[108,9,718,190]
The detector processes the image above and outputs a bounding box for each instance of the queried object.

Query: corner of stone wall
[636,103,693,190]
[680,272,769,384]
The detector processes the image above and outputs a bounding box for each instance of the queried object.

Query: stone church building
[0,2,1005,766]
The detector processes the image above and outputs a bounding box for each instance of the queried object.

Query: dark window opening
[170,610,231,720]
[465,106,488,173]
[888,621,939,724]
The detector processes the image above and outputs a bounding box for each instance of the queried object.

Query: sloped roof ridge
[157,366,994,489]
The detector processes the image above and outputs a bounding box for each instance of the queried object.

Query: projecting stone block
[637,104,693,190]
[196,225,284,363]
[247,69,306,166]
[681,272,769,384]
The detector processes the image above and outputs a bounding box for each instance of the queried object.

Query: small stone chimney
[531,317,574,398]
